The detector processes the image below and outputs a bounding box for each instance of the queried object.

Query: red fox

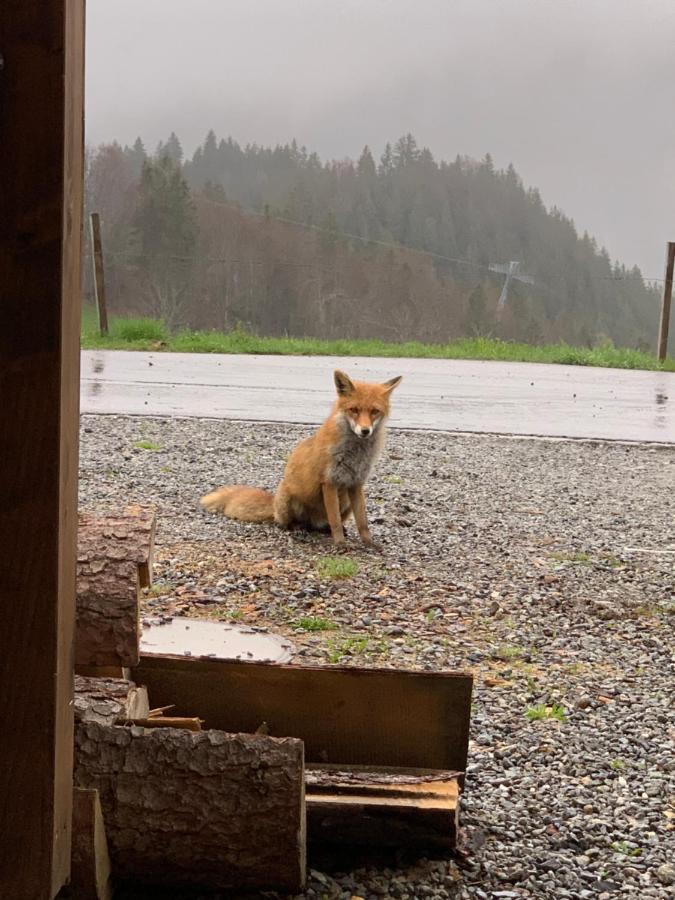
[200,370,402,547]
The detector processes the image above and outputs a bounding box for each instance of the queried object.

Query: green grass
[80,310,675,371]
[549,551,592,565]
[293,616,338,632]
[526,703,568,723]
[316,556,359,579]
[326,636,370,663]
[133,439,162,451]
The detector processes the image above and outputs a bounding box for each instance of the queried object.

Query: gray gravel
[80,415,675,900]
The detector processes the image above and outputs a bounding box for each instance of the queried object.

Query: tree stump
[73,722,306,894]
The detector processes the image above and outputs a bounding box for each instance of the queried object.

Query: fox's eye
[349,407,359,415]
[371,409,380,417]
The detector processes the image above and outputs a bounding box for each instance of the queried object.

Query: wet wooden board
[132,655,472,774]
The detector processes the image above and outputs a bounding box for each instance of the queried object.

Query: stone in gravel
[656,863,675,886]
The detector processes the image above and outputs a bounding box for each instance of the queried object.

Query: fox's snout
[355,424,372,438]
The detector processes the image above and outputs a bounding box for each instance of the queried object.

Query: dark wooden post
[657,241,674,362]
[90,212,109,335]
[0,2,85,898]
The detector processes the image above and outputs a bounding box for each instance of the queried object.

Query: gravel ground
[80,414,675,900]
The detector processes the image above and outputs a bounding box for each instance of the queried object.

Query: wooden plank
[657,241,674,362]
[0,2,85,898]
[89,213,109,336]
[74,722,306,893]
[133,656,473,773]
[71,788,113,900]
[306,764,460,849]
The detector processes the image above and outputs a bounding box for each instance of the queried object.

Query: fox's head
[333,369,402,438]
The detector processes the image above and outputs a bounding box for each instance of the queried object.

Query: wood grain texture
[71,788,113,900]
[133,656,473,774]
[74,722,306,893]
[0,1,85,897]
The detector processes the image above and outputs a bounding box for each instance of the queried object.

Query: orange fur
[200,370,402,546]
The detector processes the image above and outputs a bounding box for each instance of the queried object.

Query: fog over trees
[85,131,659,347]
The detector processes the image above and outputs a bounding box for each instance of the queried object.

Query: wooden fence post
[657,241,675,362]
[90,213,109,336]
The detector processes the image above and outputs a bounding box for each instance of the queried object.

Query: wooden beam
[657,241,674,362]
[71,788,113,900]
[133,656,473,774]
[0,2,85,897]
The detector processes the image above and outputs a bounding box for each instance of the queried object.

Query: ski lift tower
[488,260,534,314]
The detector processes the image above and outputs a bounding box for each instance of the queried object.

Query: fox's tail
[200,485,275,523]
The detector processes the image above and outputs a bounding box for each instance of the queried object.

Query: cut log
[74,676,149,727]
[79,505,156,587]
[306,765,460,850]
[76,507,157,667]
[74,721,306,894]
[71,788,113,900]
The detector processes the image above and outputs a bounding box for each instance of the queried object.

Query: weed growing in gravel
[294,616,337,632]
[549,550,592,565]
[610,759,627,771]
[134,439,162,451]
[210,607,243,622]
[611,841,641,858]
[384,474,403,484]
[526,703,567,723]
[492,644,524,661]
[316,556,359,578]
[326,636,369,662]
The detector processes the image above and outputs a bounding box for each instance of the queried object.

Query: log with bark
[76,506,155,668]
[73,675,149,727]
[74,722,306,894]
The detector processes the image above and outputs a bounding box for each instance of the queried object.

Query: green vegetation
[611,841,641,858]
[610,758,627,771]
[81,313,675,371]
[549,550,592,565]
[491,644,525,662]
[133,439,162,451]
[526,703,568,723]
[326,636,370,663]
[316,556,359,579]
[293,616,337,632]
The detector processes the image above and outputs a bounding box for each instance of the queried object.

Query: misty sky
[86,0,675,279]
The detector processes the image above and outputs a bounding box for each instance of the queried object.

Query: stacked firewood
[72,507,305,898]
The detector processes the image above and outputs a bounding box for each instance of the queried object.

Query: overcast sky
[86,0,675,278]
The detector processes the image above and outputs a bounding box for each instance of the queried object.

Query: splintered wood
[76,506,155,668]
[74,722,306,893]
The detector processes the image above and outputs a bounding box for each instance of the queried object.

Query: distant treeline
[84,131,659,347]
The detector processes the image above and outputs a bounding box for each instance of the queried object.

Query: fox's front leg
[348,485,378,549]
[321,482,346,546]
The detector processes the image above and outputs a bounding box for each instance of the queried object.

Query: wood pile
[71,505,468,898]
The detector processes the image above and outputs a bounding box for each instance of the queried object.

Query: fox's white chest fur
[327,417,386,489]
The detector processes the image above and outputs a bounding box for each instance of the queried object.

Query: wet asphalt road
[80,350,675,443]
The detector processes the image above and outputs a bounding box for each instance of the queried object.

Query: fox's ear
[382,375,402,393]
[334,370,355,395]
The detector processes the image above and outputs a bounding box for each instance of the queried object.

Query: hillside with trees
[84,131,660,348]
